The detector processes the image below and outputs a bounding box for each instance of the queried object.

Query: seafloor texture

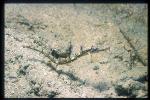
[5,4,148,98]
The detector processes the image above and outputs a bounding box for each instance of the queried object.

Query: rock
[120,66,147,83]
[114,79,147,97]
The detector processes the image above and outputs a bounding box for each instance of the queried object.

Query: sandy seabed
[5,4,148,98]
